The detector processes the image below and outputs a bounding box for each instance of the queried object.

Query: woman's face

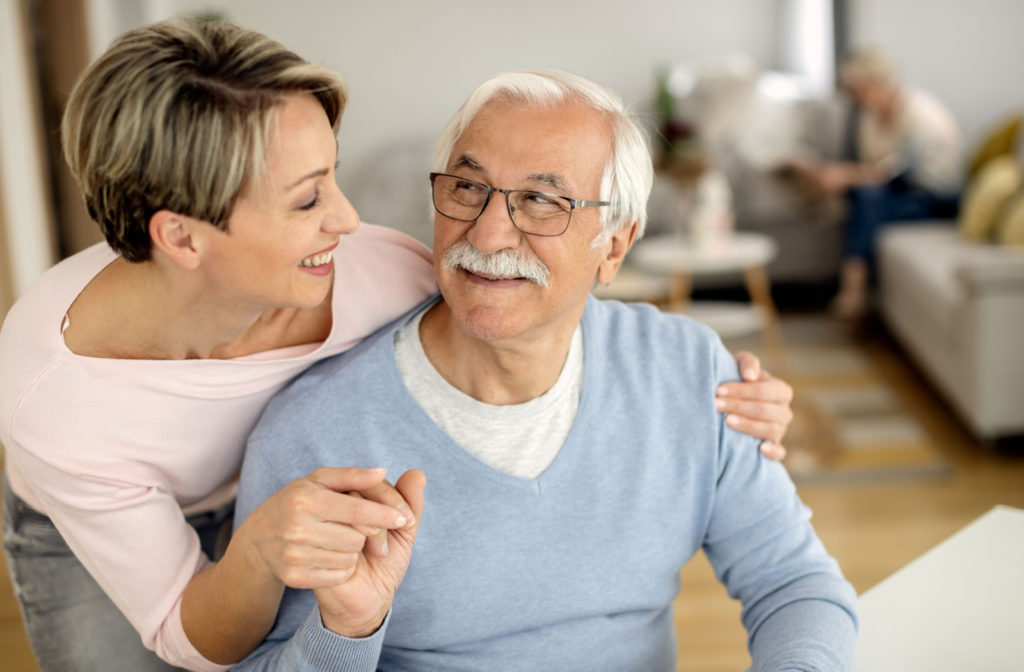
[201,92,358,310]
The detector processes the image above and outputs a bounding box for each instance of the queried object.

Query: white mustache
[442,241,550,287]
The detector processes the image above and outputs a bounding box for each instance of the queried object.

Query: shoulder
[325,224,438,349]
[332,223,435,291]
[334,223,433,273]
[582,297,741,412]
[903,89,960,133]
[584,296,725,363]
[1,243,115,339]
[0,244,116,439]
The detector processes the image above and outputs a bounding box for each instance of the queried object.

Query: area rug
[722,314,952,484]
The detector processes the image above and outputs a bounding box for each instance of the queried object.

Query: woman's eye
[299,190,321,211]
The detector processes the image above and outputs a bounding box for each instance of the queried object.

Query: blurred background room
[2,1,1023,670]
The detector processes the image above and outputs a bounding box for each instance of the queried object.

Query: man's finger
[352,477,416,526]
[394,469,426,528]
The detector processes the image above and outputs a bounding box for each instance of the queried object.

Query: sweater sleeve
[701,342,858,671]
[232,608,390,672]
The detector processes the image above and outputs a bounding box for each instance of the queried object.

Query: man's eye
[524,193,567,211]
[455,180,481,192]
[526,193,558,205]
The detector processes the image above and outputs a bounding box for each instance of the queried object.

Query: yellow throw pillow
[968,115,1022,179]
[959,155,1022,240]
[996,193,1024,245]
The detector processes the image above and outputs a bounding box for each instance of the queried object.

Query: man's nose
[466,190,522,254]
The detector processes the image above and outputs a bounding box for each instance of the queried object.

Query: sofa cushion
[959,155,1022,240]
[996,193,1024,246]
[967,114,1022,179]
[878,225,965,343]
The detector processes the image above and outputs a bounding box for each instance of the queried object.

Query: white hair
[433,69,653,246]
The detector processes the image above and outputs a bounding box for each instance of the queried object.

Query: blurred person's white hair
[839,47,899,90]
[433,69,653,247]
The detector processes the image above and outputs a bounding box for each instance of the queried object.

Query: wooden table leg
[743,265,787,372]
[668,272,692,314]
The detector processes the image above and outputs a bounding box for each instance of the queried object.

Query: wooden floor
[673,320,1024,671]
[2,318,1023,671]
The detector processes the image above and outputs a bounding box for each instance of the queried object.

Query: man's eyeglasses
[429,172,610,237]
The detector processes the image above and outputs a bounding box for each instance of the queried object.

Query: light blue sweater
[234,296,858,671]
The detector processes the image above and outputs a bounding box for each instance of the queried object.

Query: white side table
[630,232,784,360]
[591,266,670,304]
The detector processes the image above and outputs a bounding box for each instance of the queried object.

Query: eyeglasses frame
[428,172,611,237]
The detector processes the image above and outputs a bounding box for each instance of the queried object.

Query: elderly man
[234,70,858,671]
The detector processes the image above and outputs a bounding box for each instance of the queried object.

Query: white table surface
[630,232,778,276]
[852,505,1024,671]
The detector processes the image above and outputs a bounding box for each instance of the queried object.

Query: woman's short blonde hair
[62,19,347,262]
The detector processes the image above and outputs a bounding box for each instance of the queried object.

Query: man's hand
[314,469,426,638]
[240,467,416,591]
[717,351,794,461]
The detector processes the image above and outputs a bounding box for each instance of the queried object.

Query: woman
[789,48,961,321]
[0,19,792,672]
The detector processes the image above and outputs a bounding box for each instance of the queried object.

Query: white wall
[92,0,779,236]
[9,0,1022,274]
[849,0,1024,155]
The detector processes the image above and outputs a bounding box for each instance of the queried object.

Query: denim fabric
[1,473,233,672]
[844,178,960,265]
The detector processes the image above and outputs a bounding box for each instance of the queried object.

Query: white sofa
[878,224,1024,440]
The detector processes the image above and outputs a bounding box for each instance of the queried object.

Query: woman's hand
[313,469,426,638]
[717,351,795,461]
[240,467,415,590]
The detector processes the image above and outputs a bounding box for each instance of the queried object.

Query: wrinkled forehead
[450,99,612,193]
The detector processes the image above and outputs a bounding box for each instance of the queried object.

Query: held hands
[314,469,425,638]
[717,351,794,461]
[243,467,416,591]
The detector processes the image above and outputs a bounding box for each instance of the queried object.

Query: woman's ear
[596,221,638,285]
[149,210,202,270]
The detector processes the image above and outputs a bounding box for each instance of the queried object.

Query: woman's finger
[725,413,785,442]
[759,441,788,461]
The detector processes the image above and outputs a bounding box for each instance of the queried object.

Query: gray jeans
[2,473,233,672]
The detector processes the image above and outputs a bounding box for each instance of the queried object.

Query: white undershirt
[394,307,583,478]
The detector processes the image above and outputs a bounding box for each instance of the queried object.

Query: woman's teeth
[300,251,333,267]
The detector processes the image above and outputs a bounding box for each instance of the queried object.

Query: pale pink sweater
[0,224,437,670]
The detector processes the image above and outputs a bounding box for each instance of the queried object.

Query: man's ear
[596,220,638,285]
[149,210,202,270]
